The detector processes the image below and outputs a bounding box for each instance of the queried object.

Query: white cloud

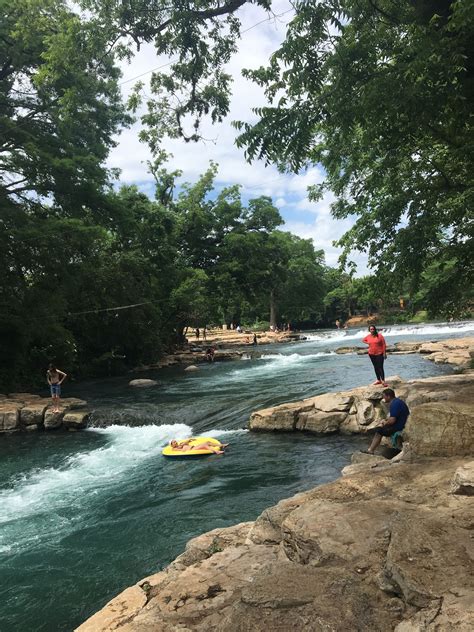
[107,1,369,275]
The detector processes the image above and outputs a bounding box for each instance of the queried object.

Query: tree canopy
[81,0,473,312]
[1,0,472,390]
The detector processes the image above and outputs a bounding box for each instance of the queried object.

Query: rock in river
[128,379,159,387]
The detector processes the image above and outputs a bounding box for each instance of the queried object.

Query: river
[0,322,472,631]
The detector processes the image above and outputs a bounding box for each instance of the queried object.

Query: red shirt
[362,333,386,355]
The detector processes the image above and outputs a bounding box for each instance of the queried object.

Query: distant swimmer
[362,325,387,386]
[169,439,229,454]
[205,346,216,362]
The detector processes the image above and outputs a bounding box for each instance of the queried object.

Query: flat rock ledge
[249,373,474,442]
[336,336,474,369]
[132,348,244,371]
[0,393,89,434]
[77,455,474,632]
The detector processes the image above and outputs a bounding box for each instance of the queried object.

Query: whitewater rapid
[304,321,474,343]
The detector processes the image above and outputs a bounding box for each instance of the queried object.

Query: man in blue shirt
[364,388,410,455]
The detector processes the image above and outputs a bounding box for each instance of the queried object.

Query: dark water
[0,321,472,632]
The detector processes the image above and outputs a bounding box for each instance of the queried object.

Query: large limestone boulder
[44,409,64,429]
[296,410,346,433]
[250,400,314,431]
[60,397,88,410]
[0,405,21,432]
[20,404,48,427]
[406,402,474,457]
[0,394,89,433]
[380,509,473,609]
[62,411,90,430]
[7,392,42,400]
[249,373,473,437]
[311,392,353,412]
[417,338,474,368]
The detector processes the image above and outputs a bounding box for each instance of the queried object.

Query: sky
[106,0,370,274]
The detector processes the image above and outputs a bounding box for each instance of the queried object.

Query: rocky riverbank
[132,331,306,372]
[77,431,474,631]
[187,328,307,347]
[0,393,89,433]
[336,336,474,369]
[77,370,473,631]
[248,373,474,435]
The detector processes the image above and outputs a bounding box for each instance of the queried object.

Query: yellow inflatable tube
[162,436,224,457]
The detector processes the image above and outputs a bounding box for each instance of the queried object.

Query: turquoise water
[0,322,472,631]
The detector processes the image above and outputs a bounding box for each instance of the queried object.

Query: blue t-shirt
[389,398,410,431]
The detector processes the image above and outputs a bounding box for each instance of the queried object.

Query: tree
[235,1,474,312]
[268,232,326,326]
[0,0,131,387]
[0,0,129,213]
[89,1,473,315]
[323,272,358,322]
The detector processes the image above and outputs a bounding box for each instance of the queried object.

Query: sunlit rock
[407,402,474,457]
[63,412,90,430]
[128,378,159,387]
[450,461,474,496]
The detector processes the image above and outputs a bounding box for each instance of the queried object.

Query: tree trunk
[270,289,277,329]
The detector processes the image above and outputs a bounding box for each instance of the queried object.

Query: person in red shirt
[362,325,388,386]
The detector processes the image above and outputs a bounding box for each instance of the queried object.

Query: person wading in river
[46,364,67,413]
[362,325,388,386]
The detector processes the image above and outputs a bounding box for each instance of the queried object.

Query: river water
[1,322,472,631]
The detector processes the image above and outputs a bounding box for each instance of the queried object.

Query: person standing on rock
[362,325,388,386]
[46,364,67,413]
[363,388,409,455]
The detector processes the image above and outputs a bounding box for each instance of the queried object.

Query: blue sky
[106,0,370,274]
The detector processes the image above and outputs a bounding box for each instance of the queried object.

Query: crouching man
[364,388,409,455]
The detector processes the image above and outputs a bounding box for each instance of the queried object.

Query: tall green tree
[274,233,326,325]
[236,1,474,313]
[0,0,130,387]
[0,0,129,212]
[91,1,473,316]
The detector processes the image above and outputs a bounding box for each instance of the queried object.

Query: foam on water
[258,351,333,361]
[305,321,474,343]
[226,351,333,380]
[0,423,192,529]
[206,428,249,437]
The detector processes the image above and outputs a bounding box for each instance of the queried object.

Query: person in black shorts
[363,388,409,455]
